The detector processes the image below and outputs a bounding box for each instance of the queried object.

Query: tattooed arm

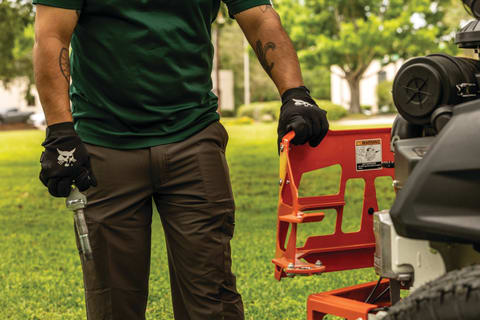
[235,5,303,95]
[34,5,79,125]
[236,6,329,149]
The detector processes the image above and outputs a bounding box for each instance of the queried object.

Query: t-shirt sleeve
[32,0,84,10]
[222,0,273,18]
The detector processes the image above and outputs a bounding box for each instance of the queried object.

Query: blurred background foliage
[376,80,395,113]
[274,0,463,113]
[0,0,34,104]
[214,0,468,114]
[0,0,472,113]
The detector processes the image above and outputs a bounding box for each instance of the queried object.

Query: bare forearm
[236,5,303,96]
[34,38,73,125]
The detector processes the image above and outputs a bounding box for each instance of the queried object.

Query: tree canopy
[0,0,34,104]
[276,0,462,113]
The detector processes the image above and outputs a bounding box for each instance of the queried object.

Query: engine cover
[393,136,435,191]
[390,100,480,244]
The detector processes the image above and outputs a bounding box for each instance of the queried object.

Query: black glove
[39,122,97,197]
[277,86,329,152]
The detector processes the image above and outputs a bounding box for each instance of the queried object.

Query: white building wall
[331,60,403,113]
[0,78,41,112]
[212,69,235,112]
[331,66,350,110]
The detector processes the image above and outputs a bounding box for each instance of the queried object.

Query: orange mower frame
[273,128,395,320]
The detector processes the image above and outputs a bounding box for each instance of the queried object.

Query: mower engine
[372,19,480,294]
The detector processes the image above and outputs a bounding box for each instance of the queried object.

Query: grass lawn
[0,122,395,320]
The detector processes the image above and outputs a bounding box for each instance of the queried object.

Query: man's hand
[40,122,96,197]
[277,86,329,151]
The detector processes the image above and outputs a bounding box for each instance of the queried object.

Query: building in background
[331,60,403,114]
[211,69,234,113]
[0,78,40,112]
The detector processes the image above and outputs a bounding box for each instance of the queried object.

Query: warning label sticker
[355,139,382,171]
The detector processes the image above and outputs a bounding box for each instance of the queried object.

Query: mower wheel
[383,264,480,320]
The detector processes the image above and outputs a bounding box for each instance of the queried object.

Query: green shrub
[227,116,255,125]
[317,100,348,121]
[238,100,348,122]
[259,101,281,121]
[361,105,372,111]
[376,81,396,113]
[237,101,281,121]
[220,109,236,117]
[361,105,373,115]
[237,104,256,119]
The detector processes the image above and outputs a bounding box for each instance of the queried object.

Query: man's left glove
[277,86,329,152]
[39,122,97,197]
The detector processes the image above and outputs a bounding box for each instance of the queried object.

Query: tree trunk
[213,26,221,114]
[25,81,35,106]
[346,76,361,114]
[243,37,250,106]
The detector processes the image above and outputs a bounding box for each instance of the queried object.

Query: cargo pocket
[220,209,236,293]
[214,121,229,150]
[197,146,234,203]
[221,210,235,239]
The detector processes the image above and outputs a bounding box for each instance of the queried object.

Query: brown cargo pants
[77,121,244,320]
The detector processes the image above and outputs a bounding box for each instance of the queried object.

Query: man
[33,0,329,319]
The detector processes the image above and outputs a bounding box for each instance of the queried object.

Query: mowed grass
[0,122,395,320]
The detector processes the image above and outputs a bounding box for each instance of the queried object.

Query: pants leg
[78,145,154,320]
[152,122,244,320]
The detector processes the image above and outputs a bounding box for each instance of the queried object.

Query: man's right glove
[277,86,329,152]
[39,122,97,197]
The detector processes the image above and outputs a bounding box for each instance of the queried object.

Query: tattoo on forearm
[259,5,272,13]
[59,47,70,84]
[255,40,276,78]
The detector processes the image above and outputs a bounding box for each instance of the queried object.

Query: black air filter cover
[393,54,480,125]
[462,1,480,20]
[456,20,480,48]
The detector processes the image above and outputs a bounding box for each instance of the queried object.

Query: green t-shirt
[33,0,270,149]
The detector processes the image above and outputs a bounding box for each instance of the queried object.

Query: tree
[0,0,34,105]
[276,0,460,113]
[13,25,36,105]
